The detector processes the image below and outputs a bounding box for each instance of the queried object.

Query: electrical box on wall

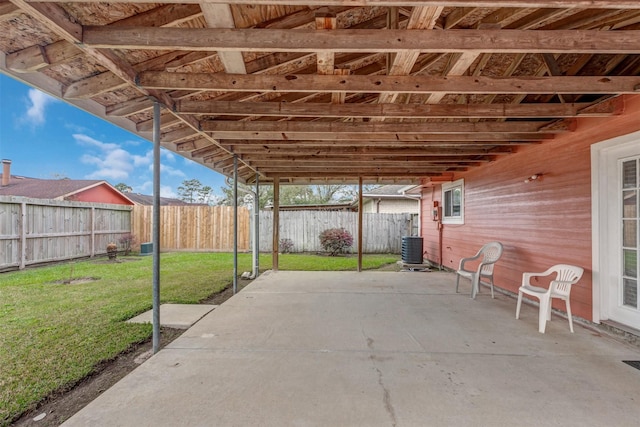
[432,201,441,221]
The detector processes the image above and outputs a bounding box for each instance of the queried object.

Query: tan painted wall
[421,94,640,321]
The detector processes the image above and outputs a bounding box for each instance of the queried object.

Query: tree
[114,183,133,193]
[218,182,356,208]
[218,180,271,209]
[177,179,214,204]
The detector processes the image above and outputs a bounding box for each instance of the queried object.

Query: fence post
[90,206,95,257]
[20,201,26,270]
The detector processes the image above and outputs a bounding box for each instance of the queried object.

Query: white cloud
[23,89,57,126]
[149,163,186,178]
[160,185,177,198]
[137,181,178,199]
[162,150,176,162]
[75,133,152,182]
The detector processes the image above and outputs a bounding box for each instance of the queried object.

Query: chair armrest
[458,253,481,270]
[522,271,549,287]
[522,264,566,286]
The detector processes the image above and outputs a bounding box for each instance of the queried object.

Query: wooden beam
[8,0,180,120]
[84,27,640,54]
[245,165,488,175]
[6,4,202,74]
[331,67,349,104]
[224,148,507,158]
[201,119,571,134]
[41,1,640,9]
[254,167,466,176]
[210,131,552,142]
[444,7,477,29]
[177,100,617,118]
[106,96,154,117]
[64,72,130,98]
[217,134,549,142]
[5,41,80,73]
[220,140,514,156]
[0,1,20,19]
[376,5,443,107]
[139,72,640,95]
[201,3,247,74]
[162,126,199,143]
[315,11,337,75]
[242,159,490,166]
[110,4,202,27]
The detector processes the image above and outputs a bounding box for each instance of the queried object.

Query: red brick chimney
[2,159,11,187]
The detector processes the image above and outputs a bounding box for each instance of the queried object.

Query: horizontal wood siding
[260,210,409,253]
[422,94,640,321]
[131,205,250,251]
[0,196,132,270]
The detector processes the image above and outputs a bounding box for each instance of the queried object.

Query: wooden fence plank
[0,196,131,271]
[130,205,251,252]
[259,210,408,254]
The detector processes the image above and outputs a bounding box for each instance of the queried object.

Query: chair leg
[516,291,523,319]
[455,274,460,293]
[471,275,479,299]
[565,298,574,333]
[489,277,495,299]
[538,296,549,333]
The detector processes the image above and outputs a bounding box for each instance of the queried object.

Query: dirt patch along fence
[131,205,250,251]
[0,196,132,271]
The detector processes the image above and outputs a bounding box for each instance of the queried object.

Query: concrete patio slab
[64,271,640,426]
[126,304,217,329]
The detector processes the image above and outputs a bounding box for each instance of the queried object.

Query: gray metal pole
[233,155,238,294]
[152,101,161,354]
[254,173,259,278]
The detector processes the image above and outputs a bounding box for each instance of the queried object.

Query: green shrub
[319,228,353,256]
[279,238,294,253]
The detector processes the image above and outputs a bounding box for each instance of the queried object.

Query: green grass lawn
[0,252,398,425]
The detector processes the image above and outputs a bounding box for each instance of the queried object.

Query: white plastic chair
[515,264,584,333]
[455,242,503,299]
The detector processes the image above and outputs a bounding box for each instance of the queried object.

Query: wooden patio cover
[2,1,640,185]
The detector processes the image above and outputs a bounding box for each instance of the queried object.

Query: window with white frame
[442,179,464,224]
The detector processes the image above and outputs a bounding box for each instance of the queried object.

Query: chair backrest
[549,264,584,297]
[479,242,503,275]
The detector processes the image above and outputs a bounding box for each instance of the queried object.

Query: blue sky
[0,74,227,199]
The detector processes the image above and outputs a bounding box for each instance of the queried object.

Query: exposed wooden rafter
[3,1,640,184]
[83,27,640,54]
[138,72,640,94]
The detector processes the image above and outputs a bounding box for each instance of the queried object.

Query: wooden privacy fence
[0,196,132,271]
[131,205,250,251]
[0,200,409,270]
[259,210,412,254]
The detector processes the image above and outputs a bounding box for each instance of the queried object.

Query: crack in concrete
[370,355,397,427]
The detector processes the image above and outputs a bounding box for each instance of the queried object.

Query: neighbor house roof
[2,2,639,185]
[363,185,421,199]
[0,174,134,205]
[125,192,201,206]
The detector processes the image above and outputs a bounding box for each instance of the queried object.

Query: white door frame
[591,129,640,326]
